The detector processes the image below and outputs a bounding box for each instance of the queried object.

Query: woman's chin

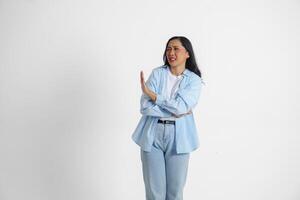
[168,62,177,67]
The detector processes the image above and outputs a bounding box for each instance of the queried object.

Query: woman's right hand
[172,110,193,118]
[140,71,148,94]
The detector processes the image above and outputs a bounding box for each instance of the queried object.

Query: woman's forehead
[167,39,183,47]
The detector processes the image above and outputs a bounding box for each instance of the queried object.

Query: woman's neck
[169,65,186,76]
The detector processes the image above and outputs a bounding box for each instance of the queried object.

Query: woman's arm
[154,76,202,116]
[142,83,192,118]
[141,70,196,117]
[139,70,173,117]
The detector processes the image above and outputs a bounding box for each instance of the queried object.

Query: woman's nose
[168,49,175,55]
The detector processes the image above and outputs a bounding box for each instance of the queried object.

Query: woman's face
[166,39,190,68]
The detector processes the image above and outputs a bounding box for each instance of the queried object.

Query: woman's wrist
[147,89,157,102]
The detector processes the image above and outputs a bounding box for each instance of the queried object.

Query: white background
[0,0,299,200]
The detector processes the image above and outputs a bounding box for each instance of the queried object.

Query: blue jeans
[140,122,190,200]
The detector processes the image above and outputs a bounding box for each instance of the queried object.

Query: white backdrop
[0,0,299,200]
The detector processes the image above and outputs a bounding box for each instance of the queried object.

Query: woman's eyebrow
[167,45,180,48]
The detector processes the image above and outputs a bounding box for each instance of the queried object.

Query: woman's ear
[186,52,190,58]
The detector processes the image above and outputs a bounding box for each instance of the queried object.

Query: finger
[140,71,144,80]
[140,71,144,85]
[172,114,178,118]
[140,71,145,84]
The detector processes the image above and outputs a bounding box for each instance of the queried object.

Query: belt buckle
[158,119,175,125]
[165,120,174,125]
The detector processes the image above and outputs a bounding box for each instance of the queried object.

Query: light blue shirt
[131,65,204,153]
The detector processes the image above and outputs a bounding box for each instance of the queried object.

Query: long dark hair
[163,36,202,78]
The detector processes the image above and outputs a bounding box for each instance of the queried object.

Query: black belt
[158,119,175,125]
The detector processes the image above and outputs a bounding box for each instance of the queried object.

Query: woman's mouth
[169,57,176,62]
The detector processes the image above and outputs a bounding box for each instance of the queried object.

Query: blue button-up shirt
[131,65,203,153]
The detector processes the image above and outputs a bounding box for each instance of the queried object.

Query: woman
[132,36,204,200]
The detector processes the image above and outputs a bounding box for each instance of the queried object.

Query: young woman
[132,36,204,200]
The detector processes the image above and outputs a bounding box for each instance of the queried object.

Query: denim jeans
[140,121,190,200]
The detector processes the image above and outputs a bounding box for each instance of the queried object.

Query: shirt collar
[165,65,190,77]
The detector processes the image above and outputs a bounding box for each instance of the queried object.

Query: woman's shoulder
[185,69,204,85]
[184,68,199,79]
[150,64,168,76]
[152,64,167,72]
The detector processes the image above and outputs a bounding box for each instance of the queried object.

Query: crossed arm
[139,70,201,118]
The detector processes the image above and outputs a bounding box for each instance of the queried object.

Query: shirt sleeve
[155,75,202,116]
[140,69,173,117]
